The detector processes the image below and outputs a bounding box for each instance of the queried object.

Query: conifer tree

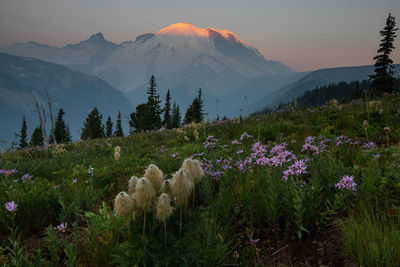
[81,107,105,140]
[19,116,28,149]
[196,88,204,121]
[146,75,162,129]
[129,75,163,132]
[370,13,398,95]
[130,103,151,133]
[114,111,124,137]
[54,108,71,144]
[183,89,204,124]
[172,102,181,128]
[30,126,44,147]
[163,89,172,128]
[106,116,113,138]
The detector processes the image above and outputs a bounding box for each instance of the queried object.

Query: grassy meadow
[1,95,400,266]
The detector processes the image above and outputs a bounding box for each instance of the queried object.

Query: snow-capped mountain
[1,23,297,116]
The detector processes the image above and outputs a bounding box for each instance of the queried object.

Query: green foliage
[339,205,400,267]
[54,109,72,144]
[183,89,204,125]
[105,115,113,138]
[164,89,173,129]
[2,94,400,265]
[81,107,105,140]
[172,102,182,128]
[114,111,124,137]
[29,126,44,147]
[18,116,28,149]
[370,13,399,95]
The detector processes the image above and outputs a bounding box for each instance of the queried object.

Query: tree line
[16,75,204,148]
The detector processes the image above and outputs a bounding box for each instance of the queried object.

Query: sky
[0,0,399,71]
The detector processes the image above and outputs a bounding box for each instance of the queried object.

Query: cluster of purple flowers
[282,159,308,180]
[335,175,357,191]
[302,136,328,155]
[5,201,18,213]
[21,173,33,182]
[363,142,377,149]
[203,136,217,149]
[0,169,18,176]
[335,135,358,146]
[161,145,169,153]
[240,132,252,141]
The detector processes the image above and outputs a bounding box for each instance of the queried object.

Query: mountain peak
[88,32,106,42]
[156,22,249,46]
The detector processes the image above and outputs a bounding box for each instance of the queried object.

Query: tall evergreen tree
[30,126,44,147]
[163,89,172,128]
[183,89,204,124]
[146,75,162,129]
[114,111,124,137]
[106,116,113,138]
[54,108,71,144]
[19,116,28,149]
[370,13,398,95]
[130,103,151,133]
[129,75,163,132]
[172,102,181,128]
[196,88,204,121]
[81,107,105,140]
[183,98,198,125]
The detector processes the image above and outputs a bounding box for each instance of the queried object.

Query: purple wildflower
[269,143,287,155]
[21,173,33,182]
[55,222,67,233]
[5,201,18,213]
[72,179,78,184]
[161,145,169,153]
[171,152,180,159]
[283,159,308,180]
[203,136,217,148]
[231,140,241,145]
[54,185,60,189]
[237,149,244,154]
[2,169,18,176]
[335,175,357,191]
[240,132,252,141]
[363,142,377,149]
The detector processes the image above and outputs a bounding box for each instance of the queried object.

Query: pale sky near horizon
[0,0,399,71]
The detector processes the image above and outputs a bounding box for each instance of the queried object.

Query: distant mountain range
[1,22,399,147]
[0,52,132,149]
[0,23,297,116]
[252,64,400,111]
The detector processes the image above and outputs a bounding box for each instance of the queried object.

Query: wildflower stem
[179,206,182,236]
[143,209,146,237]
[192,185,195,209]
[164,219,167,250]
[386,133,390,148]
